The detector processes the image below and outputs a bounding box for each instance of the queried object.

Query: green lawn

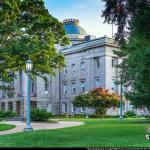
[0,118,150,147]
[0,124,15,131]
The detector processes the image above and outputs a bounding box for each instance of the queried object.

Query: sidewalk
[0,120,84,135]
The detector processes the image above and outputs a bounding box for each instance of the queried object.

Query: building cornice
[60,37,119,55]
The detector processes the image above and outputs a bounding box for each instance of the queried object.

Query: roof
[63,19,87,35]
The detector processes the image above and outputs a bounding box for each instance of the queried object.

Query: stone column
[5,102,8,111]
[53,102,60,115]
[13,101,17,112]
[105,56,112,90]
[20,100,26,119]
[22,71,28,97]
[86,57,91,90]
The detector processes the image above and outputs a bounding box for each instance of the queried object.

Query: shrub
[4,111,16,118]
[74,114,85,118]
[88,114,99,118]
[31,108,52,121]
[0,110,5,118]
[53,115,66,118]
[0,118,3,121]
[124,111,136,117]
[89,114,119,118]
[105,115,119,118]
[143,115,150,118]
[0,110,16,118]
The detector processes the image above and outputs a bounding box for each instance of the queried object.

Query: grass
[0,124,15,131]
[0,118,150,147]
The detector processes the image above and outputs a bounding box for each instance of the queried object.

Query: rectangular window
[1,102,5,111]
[45,80,49,92]
[47,103,52,112]
[64,65,67,74]
[112,78,115,90]
[80,62,85,71]
[30,80,34,95]
[81,107,85,112]
[112,57,117,68]
[71,81,76,93]
[71,103,76,112]
[71,64,75,73]
[95,78,100,87]
[3,90,6,98]
[62,102,67,113]
[81,80,85,92]
[31,82,34,93]
[63,83,67,94]
[11,71,15,85]
[94,57,100,68]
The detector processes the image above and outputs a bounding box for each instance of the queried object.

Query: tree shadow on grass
[118,118,150,125]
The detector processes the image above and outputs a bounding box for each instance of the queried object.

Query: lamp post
[85,91,88,118]
[24,60,33,132]
[119,74,123,120]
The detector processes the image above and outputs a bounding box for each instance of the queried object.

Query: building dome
[63,19,87,35]
[63,19,88,45]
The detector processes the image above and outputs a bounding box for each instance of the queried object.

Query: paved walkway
[0,120,84,135]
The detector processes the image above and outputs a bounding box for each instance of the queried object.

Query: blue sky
[44,0,117,38]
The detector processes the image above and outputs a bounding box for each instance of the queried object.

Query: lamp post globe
[25,60,33,73]
[24,59,33,132]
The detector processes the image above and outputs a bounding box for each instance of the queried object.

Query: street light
[119,73,123,120]
[24,59,33,132]
[85,91,88,118]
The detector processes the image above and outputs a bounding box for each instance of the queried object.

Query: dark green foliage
[0,0,69,91]
[31,108,52,121]
[0,110,16,118]
[4,111,16,118]
[102,0,150,112]
[73,93,90,108]
[0,111,5,118]
[88,114,119,118]
[73,114,85,118]
[102,0,149,43]
[124,111,136,118]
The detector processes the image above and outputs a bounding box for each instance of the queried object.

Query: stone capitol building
[0,19,138,118]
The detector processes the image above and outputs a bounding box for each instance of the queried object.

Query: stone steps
[5,117,25,121]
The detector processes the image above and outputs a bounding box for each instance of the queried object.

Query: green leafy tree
[102,0,150,113]
[89,88,120,118]
[102,0,149,43]
[73,93,91,108]
[0,0,70,90]
[73,88,120,118]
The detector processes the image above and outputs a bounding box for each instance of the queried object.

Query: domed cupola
[63,19,88,45]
